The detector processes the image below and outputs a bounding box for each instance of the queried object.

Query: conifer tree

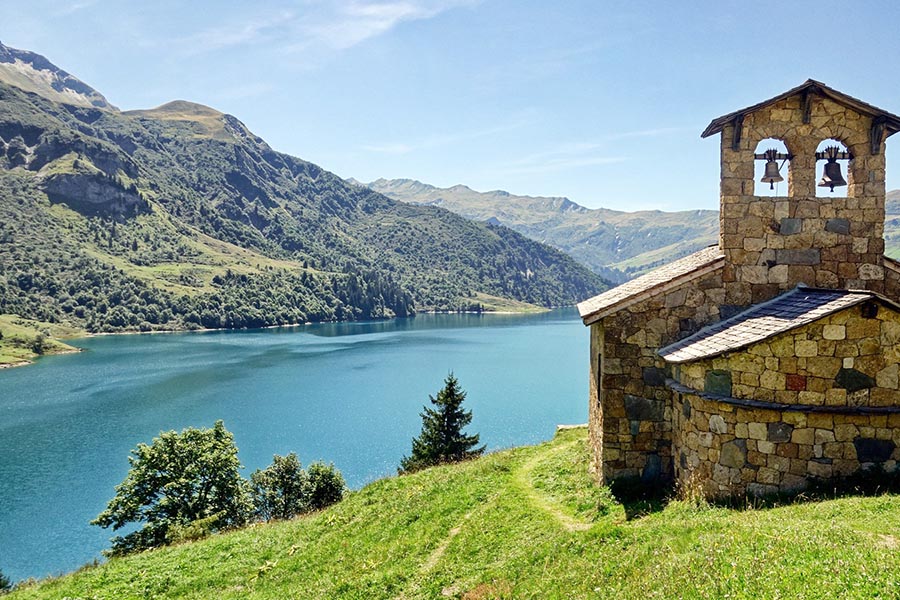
[399,373,484,474]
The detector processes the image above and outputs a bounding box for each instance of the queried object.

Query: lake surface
[0,309,587,581]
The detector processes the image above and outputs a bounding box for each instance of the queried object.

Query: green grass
[10,427,900,599]
[471,292,547,313]
[0,314,80,367]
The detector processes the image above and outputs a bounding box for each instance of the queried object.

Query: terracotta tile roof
[578,245,724,325]
[658,286,895,364]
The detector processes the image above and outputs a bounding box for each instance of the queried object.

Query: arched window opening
[753,139,791,196]
[815,139,851,198]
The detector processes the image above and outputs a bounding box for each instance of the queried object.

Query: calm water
[0,309,587,581]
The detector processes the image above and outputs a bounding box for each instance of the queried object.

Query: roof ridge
[578,245,724,325]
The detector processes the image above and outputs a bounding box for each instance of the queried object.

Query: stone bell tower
[701,80,900,309]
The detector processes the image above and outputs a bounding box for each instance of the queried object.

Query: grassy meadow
[8,427,900,599]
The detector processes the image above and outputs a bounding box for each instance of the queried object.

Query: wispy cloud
[176,11,296,54]
[360,115,531,155]
[170,1,475,57]
[54,0,100,16]
[298,0,477,51]
[496,154,627,176]
[494,127,684,175]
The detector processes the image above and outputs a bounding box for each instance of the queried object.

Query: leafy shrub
[251,453,309,521]
[306,462,346,511]
[251,455,345,520]
[92,421,252,556]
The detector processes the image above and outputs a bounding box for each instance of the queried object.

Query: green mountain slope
[359,178,720,282]
[885,189,900,258]
[10,427,900,599]
[0,43,606,338]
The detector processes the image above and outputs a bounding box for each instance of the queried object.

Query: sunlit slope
[11,427,900,599]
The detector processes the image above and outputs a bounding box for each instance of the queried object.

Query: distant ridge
[0,40,115,109]
[361,178,720,282]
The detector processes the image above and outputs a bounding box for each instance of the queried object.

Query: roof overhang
[701,79,900,141]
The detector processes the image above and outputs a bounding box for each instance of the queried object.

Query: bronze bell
[760,159,783,189]
[818,159,847,192]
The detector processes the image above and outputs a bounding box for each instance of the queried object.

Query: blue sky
[3,0,900,211]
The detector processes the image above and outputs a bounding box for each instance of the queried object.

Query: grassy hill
[10,427,900,599]
[360,178,720,283]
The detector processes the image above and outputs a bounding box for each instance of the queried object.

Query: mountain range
[0,41,606,335]
[356,178,720,282]
[357,182,900,281]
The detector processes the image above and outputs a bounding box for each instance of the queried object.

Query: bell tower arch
[701,80,900,307]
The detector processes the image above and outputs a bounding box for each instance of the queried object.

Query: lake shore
[0,304,557,369]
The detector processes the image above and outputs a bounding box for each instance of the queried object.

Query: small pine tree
[0,569,12,594]
[399,373,485,474]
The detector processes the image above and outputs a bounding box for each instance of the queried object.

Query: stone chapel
[577,80,900,497]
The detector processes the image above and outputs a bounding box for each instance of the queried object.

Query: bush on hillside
[306,462,346,511]
[92,421,252,556]
[251,453,310,521]
[251,455,345,521]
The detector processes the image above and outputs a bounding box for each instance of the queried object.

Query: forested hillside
[361,178,719,282]
[0,46,606,334]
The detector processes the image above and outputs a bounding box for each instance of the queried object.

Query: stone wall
[669,302,900,497]
[672,391,900,498]
[593,268,726,485]
[672,302,900,406]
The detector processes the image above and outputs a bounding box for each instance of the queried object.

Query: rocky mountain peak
[0,40,116,110]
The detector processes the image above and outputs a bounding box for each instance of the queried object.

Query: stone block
[720,439,747,469]
[834,368,875,392]
[757,440,776,454]
[768,421,794,443]
[776,248,821,265]
[709,414,728,434]
[747,482,779,497]
[807,460,833,478]
[791,428,815,445]
[757,467,780,485]
[834,424,859,442]
[859,264,885,280]
[822,325,846,340]
[768,454,791,472]
[825,218,851,235]
[748,422,768,440]
[779,218,802,235]
[785,374,807,391]
[705,370,733,396]
[624,395,665,421]
[854,438,896,463]
[815,429,836,444]
[795,340,818,357]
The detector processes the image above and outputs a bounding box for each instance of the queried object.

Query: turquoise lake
[0,309,587,581]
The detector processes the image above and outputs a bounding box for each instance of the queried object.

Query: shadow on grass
[608,477,673,520]
[608,468,900,520]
